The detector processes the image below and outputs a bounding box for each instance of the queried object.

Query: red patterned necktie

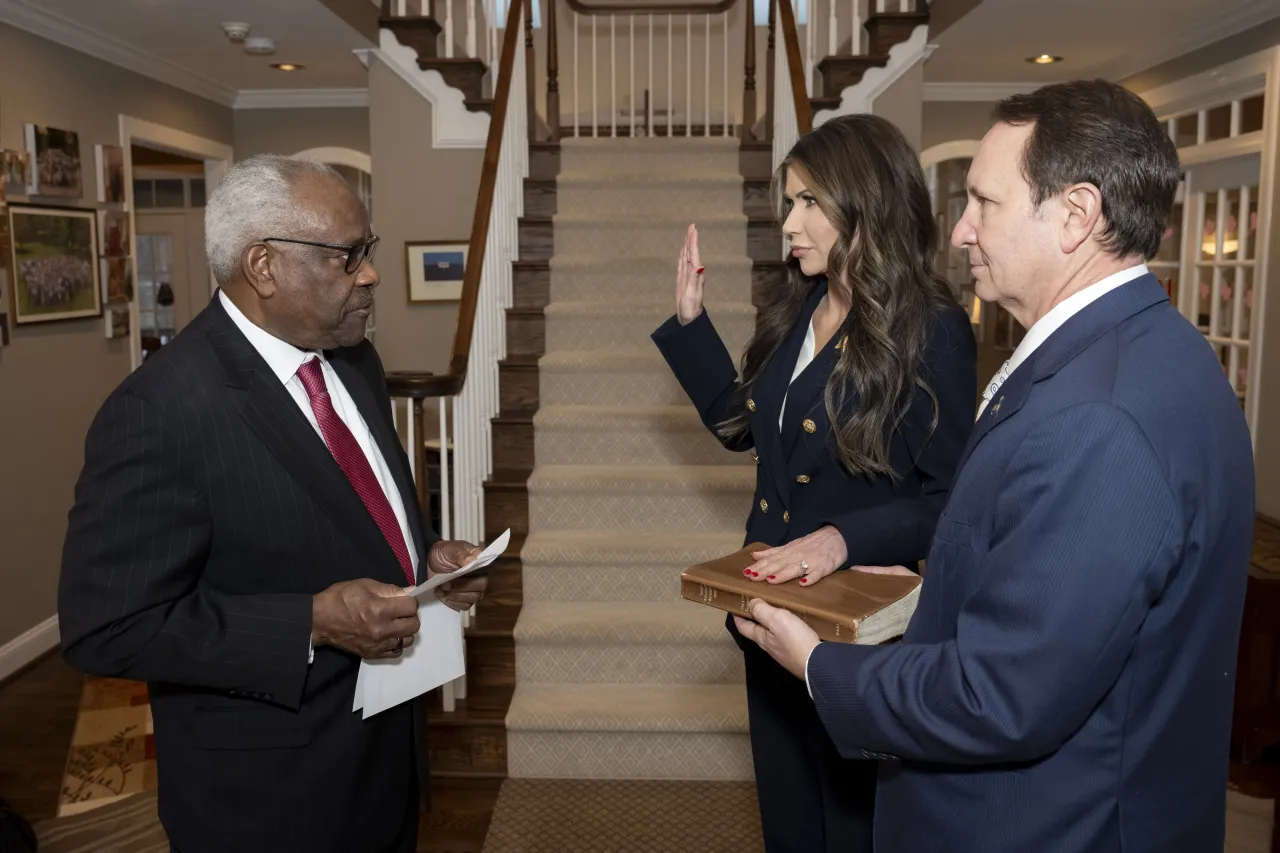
[296,358,415,585]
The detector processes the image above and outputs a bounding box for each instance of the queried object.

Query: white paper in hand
[352,529,512,718]
[409,528,511,597]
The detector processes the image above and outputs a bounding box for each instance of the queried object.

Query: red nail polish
[743,569,751,576]
[696,267,705,275]
[750,571,759,577]
[800,578,808,584]
[767,575,775,581]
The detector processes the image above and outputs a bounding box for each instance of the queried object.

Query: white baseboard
[0,615,60,684]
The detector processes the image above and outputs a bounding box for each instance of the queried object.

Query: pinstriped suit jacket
[58,294,438,853]
[806,274,1256,852]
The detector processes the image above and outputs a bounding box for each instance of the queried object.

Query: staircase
[502,136,760,781]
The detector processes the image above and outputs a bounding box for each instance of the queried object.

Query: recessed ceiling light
[271,63,304,71]
[1027,54,1063,65]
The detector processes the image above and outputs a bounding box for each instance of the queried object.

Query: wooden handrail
[426,0,526,398]
[775,0,811,134]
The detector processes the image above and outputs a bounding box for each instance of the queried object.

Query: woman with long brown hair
[652,114,977,852]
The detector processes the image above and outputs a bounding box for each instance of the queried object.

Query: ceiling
[926,0,1280,86]
[0,0,374,105]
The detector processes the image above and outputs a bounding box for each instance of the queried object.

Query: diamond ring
[799,560,809,572]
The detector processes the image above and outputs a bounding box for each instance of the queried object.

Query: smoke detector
[221,21,251,41]
[243,36,277,56]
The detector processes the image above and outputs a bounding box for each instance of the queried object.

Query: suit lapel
[204,299,406,587]
[328,354,430,579]
[954,273,1171,472]
[779,341,840,461]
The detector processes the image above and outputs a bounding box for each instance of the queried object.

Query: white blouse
[780,318,817,430]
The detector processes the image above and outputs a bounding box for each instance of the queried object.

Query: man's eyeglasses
[263,235,380,274]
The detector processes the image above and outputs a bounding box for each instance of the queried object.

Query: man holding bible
[736,80,1255,852]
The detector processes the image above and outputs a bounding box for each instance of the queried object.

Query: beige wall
[0,22,233,650]
[871,61,923,151]
[233,107,371,160]
[921,100,995,152]
[368,59,482,374]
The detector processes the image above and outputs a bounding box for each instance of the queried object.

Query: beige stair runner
[505,136,758,781]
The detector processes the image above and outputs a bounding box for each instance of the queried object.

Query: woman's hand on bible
[675,223,705,325]
[746,526,848,586]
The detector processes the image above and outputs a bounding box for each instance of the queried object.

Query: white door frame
[119,116,233,370]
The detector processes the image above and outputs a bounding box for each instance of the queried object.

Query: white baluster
[1211,187,1227,337]
[686,14,692,136]
[899,0,909,11]
[490,0,498,66]
[1230,99,1242,138]
[407,399,417,482]
[852,0,861,55]
[828,0,837,57]
[805,0,814,96]
[667,14,673,137]
[704,14,710,135]
[648,15,654,135]
[446,0,455,58]
[592,14,598,137]
[466,0,476,58]
[440,399,451,540]
[1197,109,1207,145]
[611,15,617,137]
[630,15,636,138]
[722,11,728,136]
[574,9,580,138]
[876,0,885,12]
[396,0,406,16]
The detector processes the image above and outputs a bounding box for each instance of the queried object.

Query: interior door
[134,210,206,361]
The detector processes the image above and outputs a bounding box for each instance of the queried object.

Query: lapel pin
[991,396,1003,415]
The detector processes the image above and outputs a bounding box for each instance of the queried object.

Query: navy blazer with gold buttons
[652,279,977,567]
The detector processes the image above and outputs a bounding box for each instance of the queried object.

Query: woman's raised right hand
[676,223,705,326]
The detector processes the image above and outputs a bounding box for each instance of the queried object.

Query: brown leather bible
[680,543,921,644]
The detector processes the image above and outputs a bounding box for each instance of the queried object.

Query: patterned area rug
[481,778,764,853]
[58,676,154,817]
[35,789,168,853]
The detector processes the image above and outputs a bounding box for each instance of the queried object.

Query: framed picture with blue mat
[406,241,466,302]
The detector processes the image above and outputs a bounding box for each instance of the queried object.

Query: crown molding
[234,88,370,109]
[0,0,238,106]
[1097,0,1280,84]
[922,82,1039,102]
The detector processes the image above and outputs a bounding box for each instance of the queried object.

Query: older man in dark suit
[58,154,487,853]
[737,80,1256,852]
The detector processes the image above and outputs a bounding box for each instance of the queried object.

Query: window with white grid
[1157,88,1266,412]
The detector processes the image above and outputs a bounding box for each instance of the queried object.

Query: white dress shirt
[977,264,1149,418]
[803,264,1149,700]
[780,319,817,429]
[219,292,420,661]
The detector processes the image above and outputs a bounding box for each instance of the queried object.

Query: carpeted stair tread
[527,464,757,492]
[520,530,747,603]
[534,403,748,466]
[480,778,764,853]
[522,529,746,564]
[514,601,736,644]
[506,683,749,733]
[544,299,755,317]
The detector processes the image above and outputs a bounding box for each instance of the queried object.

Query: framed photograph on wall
[25,124,83,199]
[2,149,30,189]
[96,144,126,204]
[406,241,467,302]
[7,204,101,324]
[101,256,134,303]
[99,210,131,257]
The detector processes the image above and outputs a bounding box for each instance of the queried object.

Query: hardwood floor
[0,652,82,823]
[0,653,500,852]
